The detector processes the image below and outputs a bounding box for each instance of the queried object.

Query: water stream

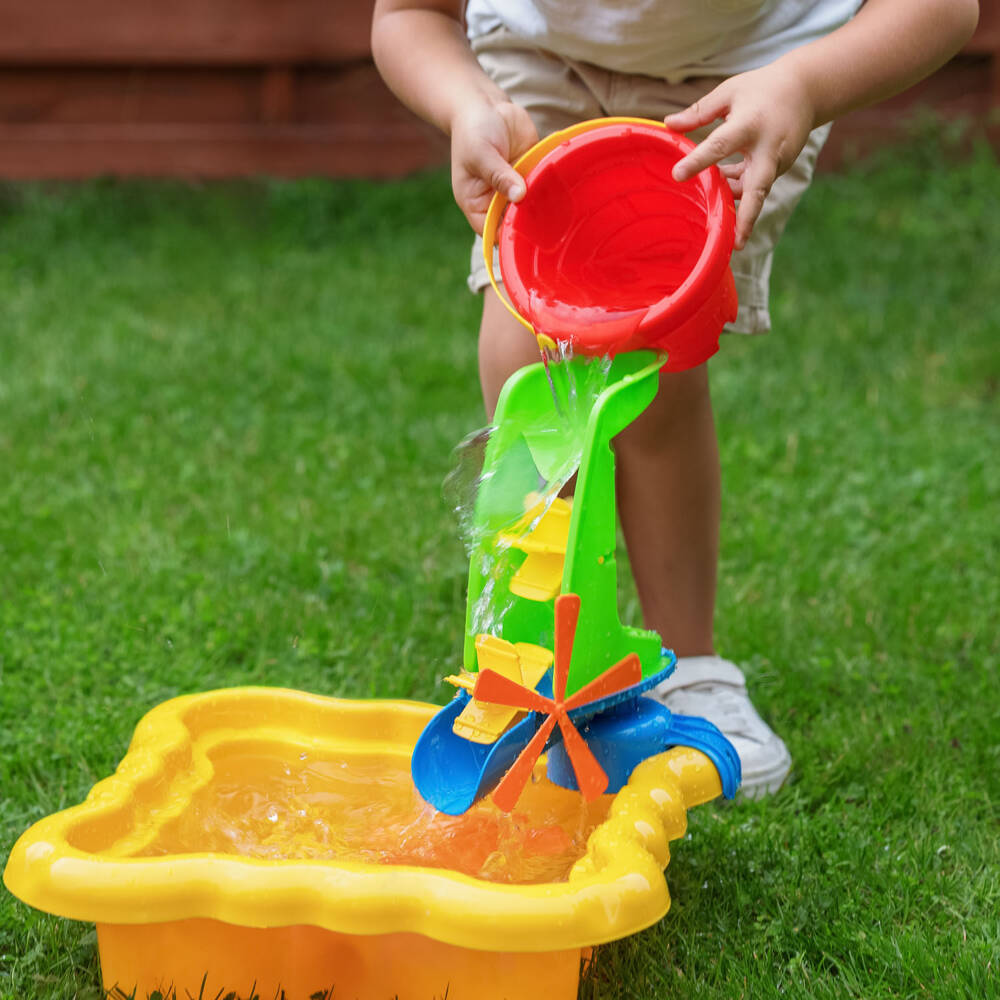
[444,343,613,639]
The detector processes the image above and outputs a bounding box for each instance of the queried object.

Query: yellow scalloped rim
[3,687,721,952]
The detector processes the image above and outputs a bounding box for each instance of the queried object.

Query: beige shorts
[468,26,830,335]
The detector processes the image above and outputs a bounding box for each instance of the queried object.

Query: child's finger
[720,162,745,199]
[664,88,730,134]
[671,120,746,181]
[467,143,526,204]
[733,159,776,250]
[504,175,527,202]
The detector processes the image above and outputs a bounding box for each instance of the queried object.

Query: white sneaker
[648,655,791,799]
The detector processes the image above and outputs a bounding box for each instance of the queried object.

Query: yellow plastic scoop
[501,496,572,602]
[447,635,553,744]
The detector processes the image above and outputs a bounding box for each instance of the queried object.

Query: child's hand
[665,63,817,250]
[450,100,539,235]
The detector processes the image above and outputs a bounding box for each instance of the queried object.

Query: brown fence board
[966,1,1000,102]
[0,0,373,65]
[0,68,264,125]
[820,54,997,169]
[0,124,445,179]
[969,1,1000,48]
[0,61,448,179]
[0,0,995,180]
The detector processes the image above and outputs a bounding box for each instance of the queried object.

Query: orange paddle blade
[555,713,609,801]
[553,593,581,701]
[563,653,642,711]
[491,715,557,812]
[473,669,553,713]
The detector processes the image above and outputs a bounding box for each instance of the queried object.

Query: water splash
[141,751,611,885]
[444,347,615,639]
[442,425,495,556]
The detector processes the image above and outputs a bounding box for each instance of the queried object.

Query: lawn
[1,135,998,999]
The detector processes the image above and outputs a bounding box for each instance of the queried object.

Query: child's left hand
[665,62,818,251]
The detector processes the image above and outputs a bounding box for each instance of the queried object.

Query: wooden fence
[0,0,996,179]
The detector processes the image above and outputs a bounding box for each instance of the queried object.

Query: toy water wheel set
[5,119,742,1000]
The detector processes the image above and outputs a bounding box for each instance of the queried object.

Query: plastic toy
[5,688,728,1000]
[413,119,741,818]
[483,117,738,363]
[5,117,744,1000]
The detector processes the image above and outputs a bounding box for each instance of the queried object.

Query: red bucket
[485,118,738,368]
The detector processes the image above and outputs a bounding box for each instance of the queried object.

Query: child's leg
[613,361,793,797]
[478,289,541,421]
[615,364,719,657]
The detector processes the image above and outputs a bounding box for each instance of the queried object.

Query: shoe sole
[734,748,792,801]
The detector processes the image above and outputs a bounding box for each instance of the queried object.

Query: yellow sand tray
[4,687,724,999]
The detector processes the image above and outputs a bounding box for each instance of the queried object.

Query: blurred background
[2,8,998,999]
[0,0,996,180]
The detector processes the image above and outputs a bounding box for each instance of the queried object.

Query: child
[371,0,979,797]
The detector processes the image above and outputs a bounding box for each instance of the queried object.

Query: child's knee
[617,364,714,454]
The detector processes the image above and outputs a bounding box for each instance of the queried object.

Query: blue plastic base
[411,648,740,814]
[546,698,741,799]
[411,692,542,815]
[567,648,676,725]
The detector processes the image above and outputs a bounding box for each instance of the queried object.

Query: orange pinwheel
[472,593,642,812]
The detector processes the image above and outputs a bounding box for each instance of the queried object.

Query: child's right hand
[449,100,538,235]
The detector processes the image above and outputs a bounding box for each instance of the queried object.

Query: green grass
[1,136,998,999]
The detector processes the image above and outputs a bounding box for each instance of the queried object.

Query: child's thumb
[480,148,526,203]
[504,174,527,202]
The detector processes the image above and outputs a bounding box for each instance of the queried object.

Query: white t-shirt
[465,0,864,82]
